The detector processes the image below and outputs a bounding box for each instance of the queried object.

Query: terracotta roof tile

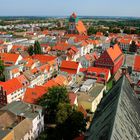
[23,86,47,104]
[68,92,77,106]
[87,67,110,81]
[106,44,123,62]
[60,60,79,74]
[76,20,87,35]
[0,78,23,95]
[32,54,56,64]
[0,53,21,65]
[134,55,140,72]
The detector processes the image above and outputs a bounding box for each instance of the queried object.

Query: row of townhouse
[0,101,44,140]
[0,53,58,105]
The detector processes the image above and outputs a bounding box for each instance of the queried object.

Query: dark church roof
[86,76,140,140]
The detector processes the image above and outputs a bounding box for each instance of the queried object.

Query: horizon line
[0,15,140,18]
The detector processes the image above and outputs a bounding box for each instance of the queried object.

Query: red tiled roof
[31,67,38,74]
[23,86,47,104]
[54,75,67,86]
[42,30,49,35]
[16,75,28,85]
[0,53,21,65]
[76,20,87,35]
[53,43,70,51]
[11,45,25,51]
[11,68,19,74]
[88,40,99,45]
[60,60,79,74]
[0,40,4,45]
[71,46,78,53]
[87,67,110,81]
[106,44,123,62]
[79,68,87,73]
[25,58,35,68]
[68,92,77,106]
[39,64,50,72]
[85,54,92,61]
[134,55,140,72]
[0,78,23,95]
[96,32,103,36]
[61,60,79,70]
[43,79,58,89]
[65,34,88,40]
[119,38,131,44]
[32,54,56,64]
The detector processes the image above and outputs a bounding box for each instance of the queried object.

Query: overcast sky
[0,0,140,17]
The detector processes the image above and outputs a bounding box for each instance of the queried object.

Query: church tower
[68,12,87,35]
[68,12,79,34]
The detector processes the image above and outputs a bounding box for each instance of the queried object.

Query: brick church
[68,12,87,35]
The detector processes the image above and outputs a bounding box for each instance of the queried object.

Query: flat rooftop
[77,83,105,102]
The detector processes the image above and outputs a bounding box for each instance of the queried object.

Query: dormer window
[100,73,105,78]
[92,72,97,76]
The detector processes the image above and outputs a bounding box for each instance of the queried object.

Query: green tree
[37,86,69,123]
[58,111,86,140]
[56,103,72,124]
[38,86,69,109]
[27,45,34,56]
[34,40,42,54]
[87,27,97,35]
[0,60,5,81]
[37,86,87,140]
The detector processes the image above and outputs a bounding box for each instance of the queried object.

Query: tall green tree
[38,86,69,109]
[27,45,34,56]
[37,86,69,123]
[0,60,5,81]
[37,86,86,140]
[57,111,86,140]
[56,103,72,124]
[34,40,42,54]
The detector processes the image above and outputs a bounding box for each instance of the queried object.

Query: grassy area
[107,79,113,91]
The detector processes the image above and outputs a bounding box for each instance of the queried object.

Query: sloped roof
[86,76,140,140]
[61,60,79,70]
[54,75,67,86]
[68,92,77,106]
[119,38,131,44]
[60,60,79,74]
[0,53,20,64]
[134,55,140,72]
[43,79,58,89]
[53,43,70,51]
[76,20,87,35]
[0,78,23,95]
[87,67,110,81]
[32,54,56,64]
[106,44,123,62]
[23,86,47,104]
